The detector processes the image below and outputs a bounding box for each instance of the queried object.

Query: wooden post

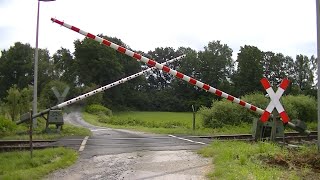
[192,105,196,131]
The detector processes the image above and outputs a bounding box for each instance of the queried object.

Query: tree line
[0,36,317,115]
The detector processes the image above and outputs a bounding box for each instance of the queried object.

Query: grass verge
[82,111,252,135]
[199,141,319,179]
[0,147,77,180]
[83,111,317,135]
[1,118,91,140]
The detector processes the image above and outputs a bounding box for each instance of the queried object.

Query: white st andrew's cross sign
[260,78,290,123]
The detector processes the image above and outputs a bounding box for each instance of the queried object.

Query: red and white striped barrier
[51,18,265,115]
[260,78,290,123]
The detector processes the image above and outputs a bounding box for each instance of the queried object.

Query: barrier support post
[270,111,277,141]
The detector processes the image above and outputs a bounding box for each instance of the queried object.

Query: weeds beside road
[83,111,253,135]
[199,141,320,179]
[0,117,91,140]
[0,147,77,180]
[0,115,91,180]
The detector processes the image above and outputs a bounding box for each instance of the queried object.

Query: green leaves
[4,85,32,121]
[233,45,264,96]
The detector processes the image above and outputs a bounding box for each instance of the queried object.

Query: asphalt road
[47,109,211,180]
[60,110,208,158]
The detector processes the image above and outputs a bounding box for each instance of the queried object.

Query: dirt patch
[46,150,211,180]
[262,149,320,179]
[121,150,211,180]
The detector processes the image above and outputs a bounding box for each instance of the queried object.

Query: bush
[0,116,17,136]
[199,93,318,128]
[241,92,269,110]
[95,113,112,123]
[282,95,317,122]
[199,100,253,128]
[199,93,269,128]
[85,104,112,116]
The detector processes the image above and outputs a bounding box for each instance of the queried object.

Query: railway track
[0,131,317,152]
[186,131,318,141]
[0,140,57,152]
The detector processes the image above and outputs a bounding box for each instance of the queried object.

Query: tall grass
[199,141,299,179]
[1,117,91,140]
[82,111,253,135]
[0,147,77,180]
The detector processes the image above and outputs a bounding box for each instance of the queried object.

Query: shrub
[5,85,21,121]
[282,95,317,122]
[199,99,254,128]
[0,116,17,136]
[85,104,112,117]
[199,93,269,128]
[96,113,112,123]
[241,92,269,110]
[199,93,318,128]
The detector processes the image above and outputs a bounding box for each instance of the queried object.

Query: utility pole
[316,0,320,152]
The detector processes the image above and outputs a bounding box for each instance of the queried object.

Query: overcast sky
[0,0,317,60]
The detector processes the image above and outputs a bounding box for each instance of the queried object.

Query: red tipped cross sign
[260,78,290,123]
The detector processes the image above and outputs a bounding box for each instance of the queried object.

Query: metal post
[316,0,320,152]
[33,0,40,128]
[192,105,195,131]
[33,0,56,128]
[270,111,277,141]
[29,110,33,158]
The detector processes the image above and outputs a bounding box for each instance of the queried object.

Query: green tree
[146,47,181,90]
[74,36,146,110]
[198,41,234,94]
[171,47,203,111]
[5,85,21,121]
[38,48,54,93]
[0,42,34,99]
[19,85,33,115]
[232,45,264,96]
[292,55,314,93]
[74,36,123,86]
[52,48,76,85]
[263,52,295,88]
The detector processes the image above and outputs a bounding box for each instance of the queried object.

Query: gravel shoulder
[46,110,212,180]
